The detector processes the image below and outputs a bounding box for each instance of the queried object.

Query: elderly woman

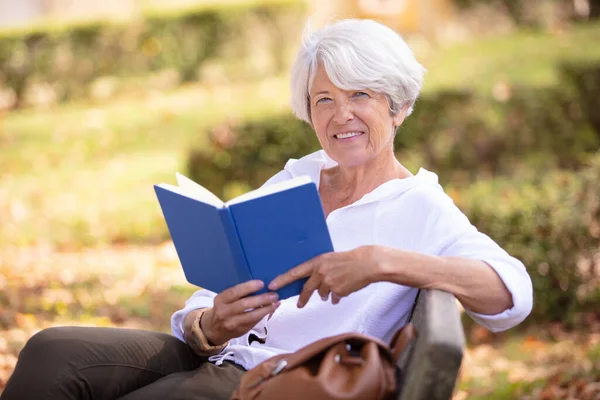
[1,19,532,400]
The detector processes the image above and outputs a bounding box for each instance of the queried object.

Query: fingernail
[297,301,304,308]
[268,281,277,290]
[320,295,327,301]
[269,293,279,302]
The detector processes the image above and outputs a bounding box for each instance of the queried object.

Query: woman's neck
[320,149,412,205]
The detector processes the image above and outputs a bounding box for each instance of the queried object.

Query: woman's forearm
[374,246,514,315]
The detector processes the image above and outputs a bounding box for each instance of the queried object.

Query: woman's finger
[268,257,318,290]
[317,283,330,302]
[231,301,281,328]
[217,280,264,305]
[331,293,342,305]
[229,292,279,315]
[297,274,321,308]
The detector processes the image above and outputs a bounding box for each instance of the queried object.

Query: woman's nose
[333,102,354,124]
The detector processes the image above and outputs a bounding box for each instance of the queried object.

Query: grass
[1,242,598,397]
[421,21,600,93]
[455,326,600,399]
[0,76,291,248]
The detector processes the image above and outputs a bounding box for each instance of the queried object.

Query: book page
[174,172,224,207]
[226,175,313,206]
[155,174,223,207]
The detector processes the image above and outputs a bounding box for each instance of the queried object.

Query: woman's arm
[374,247,512,315]
[269,245,513,315]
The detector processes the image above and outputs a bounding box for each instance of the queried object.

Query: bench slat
[397,289,465,400]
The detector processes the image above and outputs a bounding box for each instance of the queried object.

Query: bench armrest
[396,289,466,400]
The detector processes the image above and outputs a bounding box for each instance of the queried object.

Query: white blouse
[171,150,533,370]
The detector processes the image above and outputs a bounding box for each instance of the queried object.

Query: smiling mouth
[334,131,364,139]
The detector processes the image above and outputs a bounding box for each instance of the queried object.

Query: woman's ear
[392,104,410,128]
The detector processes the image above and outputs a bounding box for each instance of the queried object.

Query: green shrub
[187,114,318,200]
[453,0,595,26]
[454,154,600,324]
[561,62,600,141]
[0,0,306,107]
[399,64,600,183]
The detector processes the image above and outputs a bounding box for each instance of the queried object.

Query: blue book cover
[154,173,333,299]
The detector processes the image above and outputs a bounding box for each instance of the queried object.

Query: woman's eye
[353,92,369,98]
[316,97,331,105]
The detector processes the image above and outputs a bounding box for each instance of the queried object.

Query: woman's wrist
[183,308,224,345]
[199,308,229,346]
[183,308,204,338]
[183,308,225,346]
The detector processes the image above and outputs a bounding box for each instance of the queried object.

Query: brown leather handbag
[231,323,416,400]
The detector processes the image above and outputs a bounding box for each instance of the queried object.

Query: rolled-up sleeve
[419,187,534,332]
[170,289,217,341]
[441,229,533,332]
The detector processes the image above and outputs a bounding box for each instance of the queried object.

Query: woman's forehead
[309,63,375,94]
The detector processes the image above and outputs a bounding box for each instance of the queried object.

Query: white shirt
[171,150,533,370]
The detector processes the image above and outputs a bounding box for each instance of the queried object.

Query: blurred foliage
[3,21,598,252]
[0,76,292,248]
[422,22,600,94]
[454,155,600,324]
[400,62,600,183]
[0,0,305,108]
[454,0,600,25]
[187,114,317,199]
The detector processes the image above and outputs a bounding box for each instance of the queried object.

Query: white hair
[290,19,426,125]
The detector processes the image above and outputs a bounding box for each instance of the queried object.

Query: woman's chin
[331,151,371,168]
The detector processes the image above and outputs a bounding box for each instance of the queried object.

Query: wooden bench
[396,289,466,400]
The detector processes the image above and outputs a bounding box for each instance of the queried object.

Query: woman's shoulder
[386,174,467,224]
[387,169,452,207]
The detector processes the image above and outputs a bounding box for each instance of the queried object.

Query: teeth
[335,132,362,139]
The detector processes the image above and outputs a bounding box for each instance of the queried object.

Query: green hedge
[397,62,600,184]
[454,0,600,25]
[187,115,317,200]
[0,0,306,107]
[454,155,600,324]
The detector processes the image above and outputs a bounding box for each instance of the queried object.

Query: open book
[154,173,334,299]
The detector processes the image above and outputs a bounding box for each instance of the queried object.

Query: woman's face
[309,64,407,167]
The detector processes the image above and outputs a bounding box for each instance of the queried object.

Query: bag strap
[389,323,416,362]
[408,289,421,323]
[282,332,394,370]
[389,289,420,362]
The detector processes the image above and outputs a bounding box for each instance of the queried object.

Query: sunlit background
[0,0,599,398]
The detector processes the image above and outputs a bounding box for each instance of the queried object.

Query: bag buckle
[270,359,288,376]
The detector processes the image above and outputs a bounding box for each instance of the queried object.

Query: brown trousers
[0,326,245,400]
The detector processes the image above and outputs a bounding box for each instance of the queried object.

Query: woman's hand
[268,245,388,308]
[199,280,280,345]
